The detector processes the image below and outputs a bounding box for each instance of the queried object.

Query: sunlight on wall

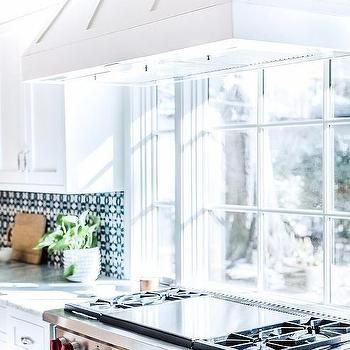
[78,137,113,191]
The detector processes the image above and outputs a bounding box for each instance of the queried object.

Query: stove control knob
[58,337,68,345]
[71,341,80,350]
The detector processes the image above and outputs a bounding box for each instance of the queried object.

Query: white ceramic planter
[63,247,100,282]
[0,247,12,262]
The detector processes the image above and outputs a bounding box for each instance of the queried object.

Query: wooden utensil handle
[6,223,14,246]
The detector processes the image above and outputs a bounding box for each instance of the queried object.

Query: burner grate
[65,287,207,317]
[194,318,350,350]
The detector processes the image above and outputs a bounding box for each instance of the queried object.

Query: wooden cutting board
[11,213,47,265]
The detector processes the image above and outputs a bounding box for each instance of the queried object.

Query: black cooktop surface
[98,296,298,347]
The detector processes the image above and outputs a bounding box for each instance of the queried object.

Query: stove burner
[167,289,206,300]
[195,318,350,350]
[115,291,166,308]
[66,288,207,316]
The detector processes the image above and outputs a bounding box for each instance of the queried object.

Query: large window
[130,57,350,306]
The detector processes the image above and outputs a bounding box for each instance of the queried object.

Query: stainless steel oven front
[53,326,122,350]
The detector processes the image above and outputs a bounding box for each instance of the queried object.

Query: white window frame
[128,57,350,305]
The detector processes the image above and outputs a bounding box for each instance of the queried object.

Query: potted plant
[36,210,101,282]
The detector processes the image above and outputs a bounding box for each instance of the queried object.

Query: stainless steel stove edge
[43,309,188,350]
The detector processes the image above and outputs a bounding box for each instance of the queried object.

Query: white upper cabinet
[0,10,68,191]
[24,82,65,187]
[64,78,125,193]
[0,5,128,194]
[0,31,27,185]
[0,74,125,193]
[0,31,66,190]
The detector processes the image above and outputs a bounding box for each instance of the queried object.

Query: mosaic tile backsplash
[0,191,125,279]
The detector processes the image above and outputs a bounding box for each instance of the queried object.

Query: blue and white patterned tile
[0,191,125,279]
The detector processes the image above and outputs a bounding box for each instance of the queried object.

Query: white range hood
[22,0,350,81]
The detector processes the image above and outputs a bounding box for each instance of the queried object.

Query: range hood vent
[22,0,350,81]
[83,44,332,85]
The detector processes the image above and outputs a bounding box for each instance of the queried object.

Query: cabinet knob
[21,336,34,345]
[17,152,21,171]
[24,152,27,171]
[17,151,26,172]
[24,150,31,172]
[58,337,68,344]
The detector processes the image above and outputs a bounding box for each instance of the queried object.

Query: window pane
[157,132,175,202]
[209,211,257,288]
[334,125,350,211]
[157,83,175,130]
[158,206,176,279]
[265,214,323,302]
[333,58,350,119]
[264,126,322,210]
[264,61,323,121]
[332,219,350,305]
[209,71,258,125]
[208,130,257,206]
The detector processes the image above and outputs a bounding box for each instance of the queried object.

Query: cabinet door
[0,31,27,184]
[65,78,124,193]
[0,304,7,344]
[7,307,50,350]
[11,317,45,350]
[24,83,65,186]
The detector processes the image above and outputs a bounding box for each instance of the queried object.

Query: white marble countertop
[3,262,350,323]
[0,262,139,316]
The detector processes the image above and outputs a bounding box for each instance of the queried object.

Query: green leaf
[35,210,100,253]
[64,264,75,278]
[62,215,79,226]
[56,214,64,225]
[79,210,89,226]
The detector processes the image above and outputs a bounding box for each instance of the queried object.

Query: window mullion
[152,86,159,279]
[144,86,157,276]
[257,69,265,292]
[323,59,333,304]
[175,79,184,284]
[202,80,210,281]
[191,80,196,280]
[194,79,209,282]
[130,87,143,279]
[140,87,147,277]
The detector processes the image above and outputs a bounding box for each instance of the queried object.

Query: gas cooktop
[65,288,350,350]
[194,318,350,350]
